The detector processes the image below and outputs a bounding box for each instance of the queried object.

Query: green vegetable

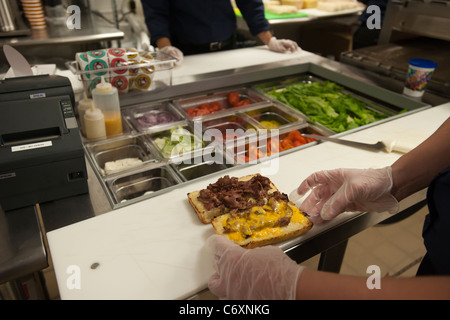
[265,81,388,133]
[154,126,204,157]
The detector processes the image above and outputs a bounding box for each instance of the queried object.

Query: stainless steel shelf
[0,15,124,47]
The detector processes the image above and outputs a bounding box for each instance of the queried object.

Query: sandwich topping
[197,175,288,213]
[222,198,308,242]
[196,174,309,242]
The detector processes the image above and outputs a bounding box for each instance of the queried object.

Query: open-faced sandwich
[187,174,312,248]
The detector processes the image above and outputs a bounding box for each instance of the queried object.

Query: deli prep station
[32,48,449,300]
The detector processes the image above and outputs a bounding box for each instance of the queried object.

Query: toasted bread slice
[187,174,279,224]
[211,201,313,249]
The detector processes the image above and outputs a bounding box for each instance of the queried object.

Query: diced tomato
[235,98,251,107]
[281,138,294,151]
[228,92,240,106]
[210,101,221,111]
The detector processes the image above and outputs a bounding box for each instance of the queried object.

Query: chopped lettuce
[266,81,388,133]
[154,126,204,157]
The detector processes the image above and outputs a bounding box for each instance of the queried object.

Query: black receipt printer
[0,75,88,211]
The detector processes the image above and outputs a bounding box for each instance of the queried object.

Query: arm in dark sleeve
[236,0,270,36]
[141,0,171,45]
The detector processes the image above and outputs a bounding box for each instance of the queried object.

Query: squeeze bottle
[84,103,106,140]
[92,77,123,136]
[77,92,93,136]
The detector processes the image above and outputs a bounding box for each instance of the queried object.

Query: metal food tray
[85,135,159,176]
[199,113,259,146]
[173,87,268,120]
[243,103,307,131]
[224,123,324,165]
[123,101,186,134]
[147,124,215,164]
[254,73,401,134]
[171,154,233,182]
[106,164,183,204]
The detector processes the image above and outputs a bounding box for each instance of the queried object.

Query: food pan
[86,135,158,176]
[244,104,306,131]
[148,125,213,163]
[173,88,267,119]
[108,165,182,203]
[123,101,185,133]
[199,114,259,146]
[255,75,396,134]
[173,154,233,182]
[225,124,324,164]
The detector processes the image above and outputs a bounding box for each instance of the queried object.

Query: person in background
[208,117,450,299]
[353,0,388,49]
[141,0,299,65]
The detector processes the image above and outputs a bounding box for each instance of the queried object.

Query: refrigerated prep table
[40,47,449,299]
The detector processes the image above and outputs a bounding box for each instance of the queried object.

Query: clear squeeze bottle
[84,103,106,140]
[92,77,123,136]
[77,92,93,136]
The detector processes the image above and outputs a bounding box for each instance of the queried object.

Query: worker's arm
[297,268,450,300]
[391,118,450,201]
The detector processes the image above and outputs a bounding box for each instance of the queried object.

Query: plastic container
[403,59,438,98]
[123,102,185,133]
[77,92,93,135]
[149,125,212,164]
[67,49,176,94]
[92,77,123,137]
[173,88,267,120]
[84,104,106,140]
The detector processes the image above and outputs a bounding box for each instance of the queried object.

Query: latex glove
[159,45,184,66]
[207,234,304,300]
[267,37,300,54]
[294,167,399,224]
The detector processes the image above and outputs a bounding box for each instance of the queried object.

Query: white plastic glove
[207,234,304,300]
[159,45,184,66]
[294,167,399,224]
[267,36,300,53]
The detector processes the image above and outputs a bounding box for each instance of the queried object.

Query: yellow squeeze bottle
[92,77,123,136]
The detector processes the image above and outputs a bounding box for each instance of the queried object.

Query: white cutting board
[47,103,450,300]
[172,46,314,85]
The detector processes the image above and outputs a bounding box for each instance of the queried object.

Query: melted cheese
[223,199,308,242]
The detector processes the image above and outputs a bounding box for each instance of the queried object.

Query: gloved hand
[294,167,399,224]
[207,234,304,300]
[267,37,300,54]
[159,45,184,66]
